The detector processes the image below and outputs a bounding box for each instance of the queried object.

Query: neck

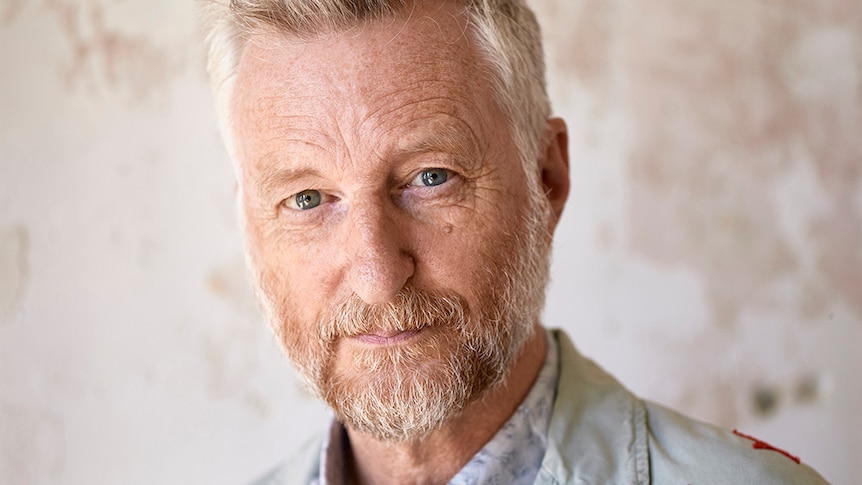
[344,325,548,485]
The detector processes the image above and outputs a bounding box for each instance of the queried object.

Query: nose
[344,198,415,305]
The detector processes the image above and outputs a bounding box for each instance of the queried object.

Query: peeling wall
[1,1,859,484]
[536,1,861,482]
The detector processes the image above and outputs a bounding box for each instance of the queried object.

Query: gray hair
[202,0,551,183]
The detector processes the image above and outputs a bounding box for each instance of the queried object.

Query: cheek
[246,217,341,323]
[416,210,511,295]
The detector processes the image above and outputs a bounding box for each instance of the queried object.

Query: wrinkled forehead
[232,2,497,111]
[228,1,507,169]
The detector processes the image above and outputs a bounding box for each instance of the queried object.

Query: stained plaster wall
[0,1,859,484]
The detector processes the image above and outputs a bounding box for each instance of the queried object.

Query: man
[202,1,828,483]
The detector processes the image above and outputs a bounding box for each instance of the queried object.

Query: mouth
[351,328,424,346]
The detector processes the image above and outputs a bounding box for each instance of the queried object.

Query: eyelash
[279,168,458,214]
[407,167,452,189]
[280,190,330,213]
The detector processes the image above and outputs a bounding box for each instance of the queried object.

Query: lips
[352,329,422,346]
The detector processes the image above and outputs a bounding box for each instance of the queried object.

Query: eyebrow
[252,123,486,200]
[254,165,322,202]
[394,123,485,172]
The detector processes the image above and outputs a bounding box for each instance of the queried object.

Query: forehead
[229,2,507,170]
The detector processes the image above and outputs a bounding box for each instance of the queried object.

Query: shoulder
[547,329,828,484]
[247,433,322,485]
[644,401,829,484]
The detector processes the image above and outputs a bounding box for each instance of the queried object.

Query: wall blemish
[0,225,30,324]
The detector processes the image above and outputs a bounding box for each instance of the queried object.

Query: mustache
[319,286,469,342]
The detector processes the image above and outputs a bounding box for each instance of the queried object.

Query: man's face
[230,3,555,441]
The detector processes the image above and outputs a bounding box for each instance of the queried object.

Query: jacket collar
[537,330,650,484]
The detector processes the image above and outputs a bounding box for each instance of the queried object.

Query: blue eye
[413,168,449,187]
[292,190,322,210]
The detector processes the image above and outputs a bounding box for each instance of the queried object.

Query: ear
[540,117,570,235]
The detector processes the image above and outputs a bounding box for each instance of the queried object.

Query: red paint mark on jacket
[732,429,801,464]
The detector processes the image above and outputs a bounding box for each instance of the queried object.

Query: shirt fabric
[253,329,829,485]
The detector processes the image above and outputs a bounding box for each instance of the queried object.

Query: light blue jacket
[256,330,828,484]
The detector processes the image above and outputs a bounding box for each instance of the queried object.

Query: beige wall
[1,1,859,484]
